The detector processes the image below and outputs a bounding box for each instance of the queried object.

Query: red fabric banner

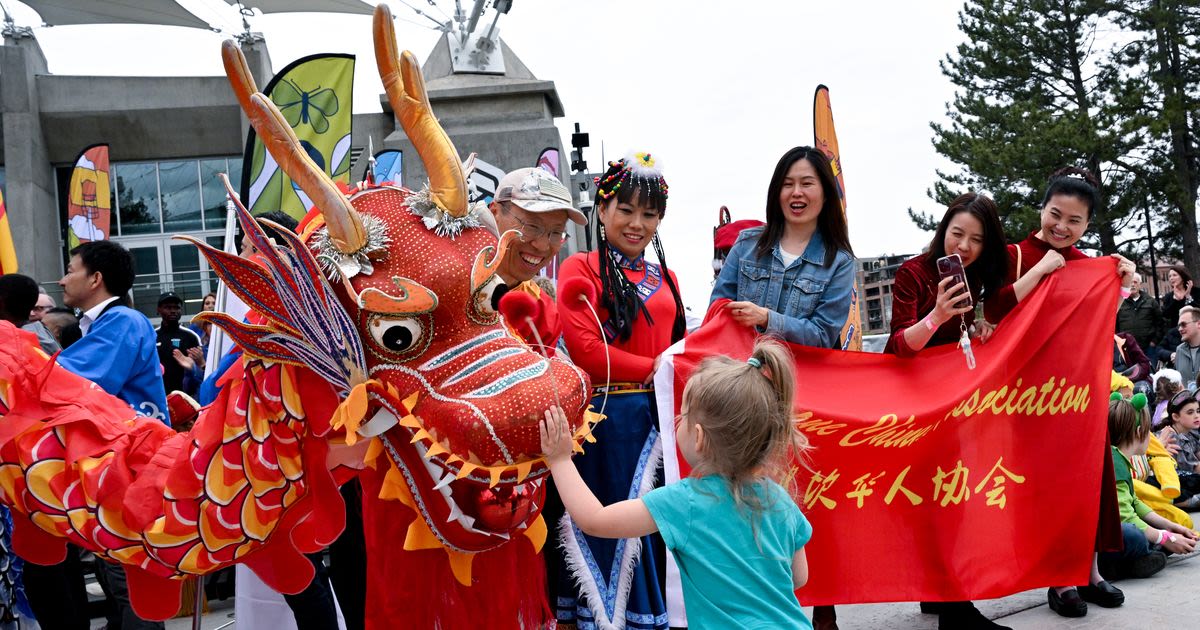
[660,259,1118,605]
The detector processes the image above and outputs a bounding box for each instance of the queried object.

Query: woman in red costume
[553,152,686,629]
[986,167,1136,619]
[886,192,1060,629]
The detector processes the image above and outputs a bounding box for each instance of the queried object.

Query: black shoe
[1127,550,1167,578]
[1077,581,1124,608]
[937,602,1012,630]
[921,602,945,614]
[1047,588,1087,618]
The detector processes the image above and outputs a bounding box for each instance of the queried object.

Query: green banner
[240,53,355,219]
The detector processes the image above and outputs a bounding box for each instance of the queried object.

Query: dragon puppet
[0,5,598,628]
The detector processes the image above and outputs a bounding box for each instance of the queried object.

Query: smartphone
[936,254,973,310]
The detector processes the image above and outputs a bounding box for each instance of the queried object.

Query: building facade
[857,253,911,336]
[0,30,572,319]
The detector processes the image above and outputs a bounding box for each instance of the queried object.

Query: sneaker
[1047,587,1087,618]
[1077,580,1124,608]
[1126,551,1167,578]
[937,602,1012,629]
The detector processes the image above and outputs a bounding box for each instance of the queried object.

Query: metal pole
[191,575,204,630]
[1145,204,1160,300]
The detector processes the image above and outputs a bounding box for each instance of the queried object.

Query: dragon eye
[369,316,426,355]
[475,275,507,318]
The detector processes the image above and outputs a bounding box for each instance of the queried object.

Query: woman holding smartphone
[885,192,1052,629]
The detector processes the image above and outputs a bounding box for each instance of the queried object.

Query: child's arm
[540,407,659,539]
[1141,511,1199,554]
[791,548,809,589]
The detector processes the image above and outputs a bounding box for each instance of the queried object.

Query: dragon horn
[222,44,368,255]
[374,3,469,217]
[220,40,258,115]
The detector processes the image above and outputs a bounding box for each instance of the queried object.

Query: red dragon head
[200,4,597,580]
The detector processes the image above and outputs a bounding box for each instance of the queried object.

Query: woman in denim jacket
[710,146,855,347]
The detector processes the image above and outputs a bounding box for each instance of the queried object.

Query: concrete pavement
[806,550,1198,628]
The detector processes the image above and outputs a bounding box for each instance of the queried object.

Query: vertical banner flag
[813,85,861,351]
[657,260,1119,608]
[66,144,112,250]
[535,147,560,179]
[371,149,403,186]
[240,54,355,219]
[0,190,16,274]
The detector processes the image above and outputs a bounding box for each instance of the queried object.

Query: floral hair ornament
[593,150,669,202]
[1109,391,1148,412]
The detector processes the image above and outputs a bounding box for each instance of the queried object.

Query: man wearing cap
[155,292,202,396]
[490,167,586,352]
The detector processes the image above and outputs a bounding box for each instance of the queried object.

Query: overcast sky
[7,0,968,311]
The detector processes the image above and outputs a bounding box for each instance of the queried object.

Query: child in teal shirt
[541,339,812,629]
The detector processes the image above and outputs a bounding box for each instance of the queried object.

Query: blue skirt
[554,389,668,630]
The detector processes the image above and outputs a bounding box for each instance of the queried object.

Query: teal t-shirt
[642,475,812,629]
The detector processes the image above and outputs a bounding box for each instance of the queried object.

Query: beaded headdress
[594,151,669,202]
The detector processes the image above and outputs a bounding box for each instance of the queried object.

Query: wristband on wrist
[1157,529,1175,545]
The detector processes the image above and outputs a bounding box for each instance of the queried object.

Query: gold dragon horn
[374,3,469,217]
[221,42,368,254]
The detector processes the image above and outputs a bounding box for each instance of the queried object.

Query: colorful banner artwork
[0,190,15,274]
[371,149,402,185]
[535,147,560,179]
[66,144,111,250]
[813,85,861,351]
[240,54,355,219]
[657,259,1119,609]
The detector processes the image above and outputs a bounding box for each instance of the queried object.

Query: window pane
[160,160,202,233]
[170,244,205,315]
[128,245,161,317]
[227,158,243,197]
[201,159,232,230]
[116,163,160,235]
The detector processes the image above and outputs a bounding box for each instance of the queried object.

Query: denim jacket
[710,226,856,347]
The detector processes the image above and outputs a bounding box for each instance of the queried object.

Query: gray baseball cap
[495,167,586,225]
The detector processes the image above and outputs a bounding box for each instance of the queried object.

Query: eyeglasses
[499,204,569,245]
[31,305,52,313]
[1179,320,1197,329]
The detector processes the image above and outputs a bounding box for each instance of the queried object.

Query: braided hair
[593,154,686,344]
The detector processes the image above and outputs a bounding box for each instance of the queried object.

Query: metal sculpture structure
[0,5,595,628]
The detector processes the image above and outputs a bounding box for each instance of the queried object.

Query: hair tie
[1131,392,1147,412]
[1109,392,1122,402]
[747,357,762,369]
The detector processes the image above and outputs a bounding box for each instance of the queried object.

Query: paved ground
[805,549,1199,629]
[83,549,1197,628]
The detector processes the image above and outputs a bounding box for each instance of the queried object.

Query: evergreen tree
[919,0,1148,255]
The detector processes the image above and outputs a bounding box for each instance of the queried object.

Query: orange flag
[0,189,17,274]
[813,85,860,351]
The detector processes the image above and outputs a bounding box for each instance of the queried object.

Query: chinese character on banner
[884,465,924,506]
[932,460,971,507]
[845,472,886,508]
[973,457,1026,509]
[804,469,841,511]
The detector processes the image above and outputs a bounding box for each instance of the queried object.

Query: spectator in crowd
[1174,306,1200,388]
[41,307,80,349]
[1118,272,1163,353]
[1114,332,1153,399]
[29,287,54,323]
[1159,390,1200,510]
[0,274,59,354]
[1153,369,1184,428]
[55,240,167,630]
[1162,266,1200,332]
[188,292,216,356]
[154,291,202,396]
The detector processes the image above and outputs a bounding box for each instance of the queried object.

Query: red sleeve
[510,287,561,358]
[985,244,1020,323]
[557,254,655,383]
[884,263,924,357]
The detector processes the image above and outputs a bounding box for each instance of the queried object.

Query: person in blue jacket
[57,241,168,424]
[55,240,166,630]
[710,146,856,347]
